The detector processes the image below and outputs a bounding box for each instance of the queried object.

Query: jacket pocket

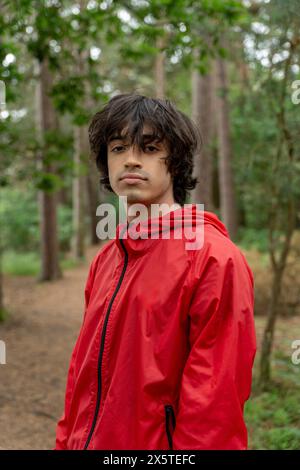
[164,404,176,450]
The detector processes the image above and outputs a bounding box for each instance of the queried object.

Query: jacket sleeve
[172,244,257,450]
[54,254,98,450]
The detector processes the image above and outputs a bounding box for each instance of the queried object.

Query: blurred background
[0,0,299,450]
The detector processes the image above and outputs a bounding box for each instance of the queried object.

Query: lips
[120,173,147,181]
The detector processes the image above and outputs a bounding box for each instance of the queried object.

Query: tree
[36,56,62,280]
[227,0,300,388]
[191,49,215,210]
[259,30,300,389]
[214,43,239,239]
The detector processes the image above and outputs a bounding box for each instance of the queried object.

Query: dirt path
[0,243,299,449]
[0,245,102,450]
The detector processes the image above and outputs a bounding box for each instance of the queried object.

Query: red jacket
[55,204,256,450]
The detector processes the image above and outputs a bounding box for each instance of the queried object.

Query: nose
[124,145,142,168]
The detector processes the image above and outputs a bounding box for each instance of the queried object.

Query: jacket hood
[115,203,229,256]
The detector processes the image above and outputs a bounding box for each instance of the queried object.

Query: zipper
[164,404,176,450]
[83,237,128,449]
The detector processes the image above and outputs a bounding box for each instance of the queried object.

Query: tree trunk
[71,0,89,259]
[214,56,238,239]
[72,124,86,259]
[37,57,62,281]
[58,187,69,206]
[86,160,101,245]
[259,266,284,389]
[259,202,296,389]
[155,35,165,99]
[191,52,215,210]
[0,245,5,320]
[259,33,299,391]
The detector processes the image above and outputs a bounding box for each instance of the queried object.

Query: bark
[36,57,62,281]
[58,187,69,206]
[86,161,101,245]
[259,208,295,389]
[72,125,86,259]
[259,36,299,388]
[0,247,4,319]
[214,56,239,239]
[259,268,283,389]
[191,51,215,211]
[155,35,166,99]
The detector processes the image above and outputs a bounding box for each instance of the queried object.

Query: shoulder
[191,226,253,287]
[87,239,115,279]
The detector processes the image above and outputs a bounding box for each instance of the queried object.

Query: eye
[145,145,159,153]
[111,145,126,153]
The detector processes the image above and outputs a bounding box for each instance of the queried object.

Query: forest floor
[0,243,299,450]
[0,244,102,450]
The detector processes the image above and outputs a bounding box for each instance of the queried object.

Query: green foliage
[51,77,85,115]
[57,203,73,252]
[0,187,40,252]
[265,428,300,450]
[0,187,74,254]
[237,227,269,253]
[246,352,300,450]
[0,306,9,322]
[35,172,63,192]
[2,251,40,276]
[2,249,83,276]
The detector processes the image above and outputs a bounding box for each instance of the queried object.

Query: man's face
[107,125,175,206]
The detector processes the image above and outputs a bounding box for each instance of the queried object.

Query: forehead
[108,123,165,142]
[120,124,154,136]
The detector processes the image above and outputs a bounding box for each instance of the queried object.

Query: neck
[122,197,179,224]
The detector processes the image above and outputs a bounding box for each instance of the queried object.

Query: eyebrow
[108,134,163,144]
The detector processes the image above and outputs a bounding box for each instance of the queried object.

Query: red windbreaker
[55,204,256,450]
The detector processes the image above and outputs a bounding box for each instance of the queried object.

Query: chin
[126,193,145,204]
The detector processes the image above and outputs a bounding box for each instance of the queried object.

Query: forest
[0,0,300,450]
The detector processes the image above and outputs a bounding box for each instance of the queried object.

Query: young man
[54,93,256,450]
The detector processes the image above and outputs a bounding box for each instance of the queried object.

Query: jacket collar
[115,203,229,257]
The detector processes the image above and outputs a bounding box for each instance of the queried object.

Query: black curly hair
[88,93,201,206]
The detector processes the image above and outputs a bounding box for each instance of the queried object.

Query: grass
[0,307,9,322]
[246,350,300,449]
[2,250,85,276]
[2,251,40,276]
